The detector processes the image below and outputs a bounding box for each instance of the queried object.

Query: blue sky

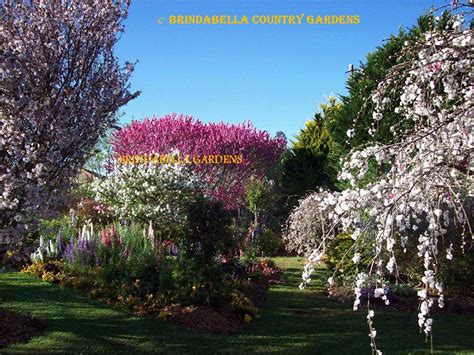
[116,0,447,141]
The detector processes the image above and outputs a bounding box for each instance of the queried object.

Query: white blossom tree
[92,162,203,250]
[92,163,202,227]
[293,10,472,353]
[0,0,140,242]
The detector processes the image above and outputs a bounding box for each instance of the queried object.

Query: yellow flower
[158,310,168,320]
[244,314,252,323]
[41,272,56,283]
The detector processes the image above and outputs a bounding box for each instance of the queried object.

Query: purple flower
[78,234,98,266]
[171,244,179,256]
[64,230,101,267]
[64,238,76,264]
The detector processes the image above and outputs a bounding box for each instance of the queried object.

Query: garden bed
[0,308,47,349]
[159,272,281,334]
[328,285,474,315]
[161,303,243,334]
[21,257,282,335]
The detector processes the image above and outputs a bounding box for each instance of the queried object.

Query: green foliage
[158,195,237,305]
[229,289,258,316]
[171,257,228,306]
[438,242,474,297]
[324,232,373,283]
[390,284,417,298]
[37,215,75,242]
[245,178,274,216]
[181,195,234,262]
[25,194,244,307]
[243,178,283,256]
[279,98,342,207]
[251,226,281,257]
[72,174,96,200]
[103,253,159,299]
[279,148,328,200]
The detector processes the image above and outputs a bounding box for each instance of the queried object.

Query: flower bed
[22,229,281,334]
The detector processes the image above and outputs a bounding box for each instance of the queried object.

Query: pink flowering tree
[0,0,140,243]
[290,13,472,353]
[112,114,287,209]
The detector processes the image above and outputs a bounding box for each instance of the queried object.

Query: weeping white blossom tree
[283,190,340,256]
[0,0,139,242]
[291,11,472,353]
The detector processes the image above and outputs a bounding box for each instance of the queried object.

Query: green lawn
[1,257,473,354]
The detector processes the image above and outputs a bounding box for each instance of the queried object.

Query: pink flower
[101,225,120,247]
[109,225,121,246]
[101,228,111,247]
[430,62,442,73]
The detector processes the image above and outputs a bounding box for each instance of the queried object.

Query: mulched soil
[440,296,474,315]
[162,304,244,335]
[328,286,474,314]
[0,308,47,349]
